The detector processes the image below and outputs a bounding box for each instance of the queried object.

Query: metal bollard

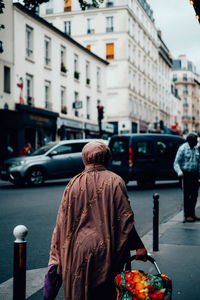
[13,225,28,300]
[153,193,159,251]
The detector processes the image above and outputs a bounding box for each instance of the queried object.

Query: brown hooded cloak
[48,141,144,300]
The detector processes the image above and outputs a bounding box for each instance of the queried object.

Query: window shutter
[106,43,114,59]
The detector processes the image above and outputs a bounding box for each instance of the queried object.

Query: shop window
[26,25,33,59]
[64,0,71,12]
[64,21,71,36]
[4,66,11,93]
[106,43,114,60]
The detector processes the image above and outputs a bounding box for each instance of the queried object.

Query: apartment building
[41,0,159,134]
[172,55,200,134]
[0,1,108,162]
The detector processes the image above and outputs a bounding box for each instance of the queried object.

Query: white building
[41,0,159,134]
[0,1,108,161]
[157,30,172,128]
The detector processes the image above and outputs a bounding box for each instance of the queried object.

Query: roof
[13,3,109,66]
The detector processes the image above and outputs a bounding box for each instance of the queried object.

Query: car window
[72,143,87,153]
[111,140,128,154]
[30,143,57,156]
[135,141,154,158]
[52,144,73,155]
[157,140,176,158]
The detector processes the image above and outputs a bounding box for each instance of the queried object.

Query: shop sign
[57,117,83,129]
[102,122,114,133]
[85,123,99,132]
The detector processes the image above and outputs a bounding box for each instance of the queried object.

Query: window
[86,61,90,84]
[44,36,51,66]
[26,74,33,106]
[106,43,114,60]
[61,46,67,73]
[45,80,51,110]
[87,18,95,34]
[97,67,101,90]
[74,54,79,79]
[46,0,53,14]
[64,21,71,36]
[61,86,67,114]
[74,91,79,116]
[173,74,177,82]
[26,25,33,59]
[157,141,176,159]
[4,66,10,93]
[183,73,187,81]
[183,98,188,107]
[86,96,90,119]
[135,141,154,159]
[64,0,71,12]
[111,140,128,154]
[106,16,114,32]
[183,84,188,95]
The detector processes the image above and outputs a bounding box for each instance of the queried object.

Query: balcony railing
[106,27,114,32]
[74,71,80,80]
[27,96,34,106]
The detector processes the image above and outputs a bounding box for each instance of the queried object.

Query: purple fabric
[43,264,62,300]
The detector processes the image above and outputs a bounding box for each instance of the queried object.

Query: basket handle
[124,254,161,275]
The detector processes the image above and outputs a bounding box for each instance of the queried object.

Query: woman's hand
[135,247,148,261]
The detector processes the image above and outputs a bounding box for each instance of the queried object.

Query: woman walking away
[43,141,147,300]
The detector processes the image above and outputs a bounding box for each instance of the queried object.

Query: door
[132,139,156,181]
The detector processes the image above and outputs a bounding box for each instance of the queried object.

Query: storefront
[139,120,148,133]
[0,104,58,164]
[57,117,84,140]
[85,123,100,138]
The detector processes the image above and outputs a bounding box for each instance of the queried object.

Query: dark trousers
[183,171,199,218]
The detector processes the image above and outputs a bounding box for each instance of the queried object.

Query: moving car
[1,139,108,186]
[108,134,185,187]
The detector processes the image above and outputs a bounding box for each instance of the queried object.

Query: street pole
[13,225,28,300]
[98,119,102,138]
[153,193,159,251]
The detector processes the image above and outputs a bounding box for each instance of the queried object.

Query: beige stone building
[172,55,200,135]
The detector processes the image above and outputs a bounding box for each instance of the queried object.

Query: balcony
[61,106,67,114]
[106,1,113,7]
[74,71,80,80]
[87,29,95,34]
[27,96,34,106]
[106,27,114,33]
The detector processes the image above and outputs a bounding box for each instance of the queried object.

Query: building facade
[41,0,159,134]
[0,1,109,164]
[172,55,200,135]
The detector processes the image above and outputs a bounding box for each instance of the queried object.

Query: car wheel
[26,168,45,186]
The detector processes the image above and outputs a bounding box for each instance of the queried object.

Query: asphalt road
[0,179,183,285]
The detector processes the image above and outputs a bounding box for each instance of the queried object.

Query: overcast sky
[147,0,200,74]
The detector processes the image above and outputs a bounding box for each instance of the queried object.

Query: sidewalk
[140,203,200,300]
[1,203,200,299]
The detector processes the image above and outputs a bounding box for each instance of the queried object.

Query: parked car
[0,139,108,186]
[108,134,185,187]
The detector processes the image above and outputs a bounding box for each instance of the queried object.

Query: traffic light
[97,105,104,121]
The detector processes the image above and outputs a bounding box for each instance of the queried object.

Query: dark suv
[108,134,185,186]
[1,139,108,186]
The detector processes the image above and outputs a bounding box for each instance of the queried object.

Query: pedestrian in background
[174,132,200,222]
[43,141,147,300]
[20,142,33,156]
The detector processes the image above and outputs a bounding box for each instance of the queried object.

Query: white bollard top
[13,225,28,243]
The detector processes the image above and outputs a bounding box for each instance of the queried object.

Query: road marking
[0,268,46,299]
